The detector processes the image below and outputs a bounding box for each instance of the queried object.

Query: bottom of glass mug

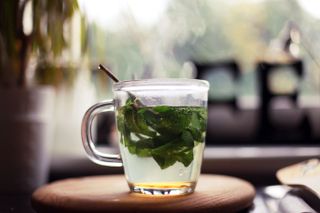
[128,181,196,196]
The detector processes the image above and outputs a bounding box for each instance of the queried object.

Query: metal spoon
[98,64,143,107]
[98,64,120,83]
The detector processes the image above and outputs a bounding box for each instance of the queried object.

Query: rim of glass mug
[113,78,209,91]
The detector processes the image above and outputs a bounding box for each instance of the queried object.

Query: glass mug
[81,79,209,195]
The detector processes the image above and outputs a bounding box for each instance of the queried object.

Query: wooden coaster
[32,174,255,213]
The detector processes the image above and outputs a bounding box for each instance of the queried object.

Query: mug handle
[81,99,122,167]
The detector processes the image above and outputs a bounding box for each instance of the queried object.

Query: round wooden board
[32,175,255,213]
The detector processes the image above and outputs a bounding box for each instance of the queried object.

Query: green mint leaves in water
[116,98,207,170]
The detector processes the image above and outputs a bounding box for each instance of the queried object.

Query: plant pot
[0,86,55,194]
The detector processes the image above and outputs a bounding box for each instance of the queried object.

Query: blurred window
[79,0,320,100]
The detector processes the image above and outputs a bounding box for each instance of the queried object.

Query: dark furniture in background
[256,60,312,144]
[195,59,319,145]
[194,60,241,109]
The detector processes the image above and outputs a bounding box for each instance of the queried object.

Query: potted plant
[0,0,80,194]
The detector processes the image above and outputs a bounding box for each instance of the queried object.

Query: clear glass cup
[81,79,209,195]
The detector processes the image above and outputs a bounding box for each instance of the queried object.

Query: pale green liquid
[119,142,204,186]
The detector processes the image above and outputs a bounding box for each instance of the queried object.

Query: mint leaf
[153,105,171,113]
[116,98,207,170]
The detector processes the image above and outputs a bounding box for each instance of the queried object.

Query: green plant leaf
[116,98,207,169]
